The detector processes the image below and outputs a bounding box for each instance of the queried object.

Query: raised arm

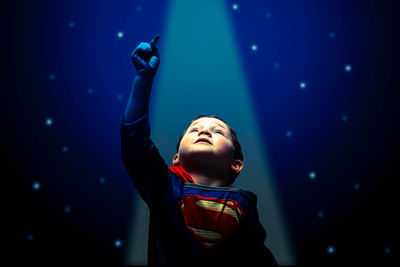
[121,35,169,209]
[124,35,160,123]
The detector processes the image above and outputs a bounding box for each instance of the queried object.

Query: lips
[195,138,212,145]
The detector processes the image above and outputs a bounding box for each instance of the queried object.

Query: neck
[185,169,229,187]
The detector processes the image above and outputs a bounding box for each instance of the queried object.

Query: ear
[172,153,180,166]
[230,159,243,175]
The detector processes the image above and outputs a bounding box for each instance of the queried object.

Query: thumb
[149,55,160,70]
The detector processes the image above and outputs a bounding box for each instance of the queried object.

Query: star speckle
[65,206,71,213]
[317,211,324,219]
[299,81,307,89]
[384,246,391,254]
[114,239,122,248]
[27,234,34,241]
[44,117,54,127]
[117,31,124,39]
[309,171,317,180]
[344,64,352,72]
[232,4,239,11]
[327,245,336,255]
[33,182,41,191]
[251,44,258,51]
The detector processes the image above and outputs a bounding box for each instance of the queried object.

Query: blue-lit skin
[299,81,307,89]
[286,131,293,138]
[49,74,56,80]
[114,239,122,248]
[344,64,352,72]
[99,177,106,184]
[309,171,316,180]
[327,245,336,254]
[33,182,41,191]
[44,117,53,127]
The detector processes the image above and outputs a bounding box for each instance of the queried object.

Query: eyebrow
[190,121,227,130]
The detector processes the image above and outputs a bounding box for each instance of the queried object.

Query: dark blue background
[5,0,398,264]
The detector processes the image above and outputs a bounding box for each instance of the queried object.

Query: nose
[198,129,212,138]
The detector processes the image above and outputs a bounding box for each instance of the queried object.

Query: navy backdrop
[5,0,398,264]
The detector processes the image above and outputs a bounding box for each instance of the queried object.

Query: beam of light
[124,0,296,265]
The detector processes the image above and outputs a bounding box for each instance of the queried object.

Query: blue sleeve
[120,112,170,211]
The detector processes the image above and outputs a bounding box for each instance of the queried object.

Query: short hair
[176,115,243,185]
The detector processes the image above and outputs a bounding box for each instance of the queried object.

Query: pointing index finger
[150,35,160,45]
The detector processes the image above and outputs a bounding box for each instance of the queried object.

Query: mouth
[195,138,212,145]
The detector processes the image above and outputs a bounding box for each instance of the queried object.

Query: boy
[120,35,278,265]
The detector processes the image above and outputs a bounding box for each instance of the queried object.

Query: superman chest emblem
[179,195,245,249]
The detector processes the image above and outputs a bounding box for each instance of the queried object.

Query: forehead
[189,117,228,129]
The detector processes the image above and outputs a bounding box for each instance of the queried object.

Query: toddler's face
[174,117,235,166]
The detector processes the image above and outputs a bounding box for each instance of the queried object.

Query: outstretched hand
[131,35,160,78]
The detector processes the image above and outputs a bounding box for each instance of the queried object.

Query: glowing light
[251,44,258,51]
[329,32,336,38]
[309,171,317,180]
[344,64,352,72]
[33,182,41,191]
[117,31,124,39]
[44,117,53,127]
[342,115,348,122]
[232,4,239,10]
[99,177,106,184]
[68,21,76,28]
[62,146,69,152]
[114,239,122,248]
[49,74,56,80]
[65,206,71,213]
[299,81,307,89]
[327,245,336,255]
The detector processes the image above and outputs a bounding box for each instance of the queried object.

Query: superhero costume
[120,113,278,265]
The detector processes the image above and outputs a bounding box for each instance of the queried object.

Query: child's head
[173,115,243,185]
